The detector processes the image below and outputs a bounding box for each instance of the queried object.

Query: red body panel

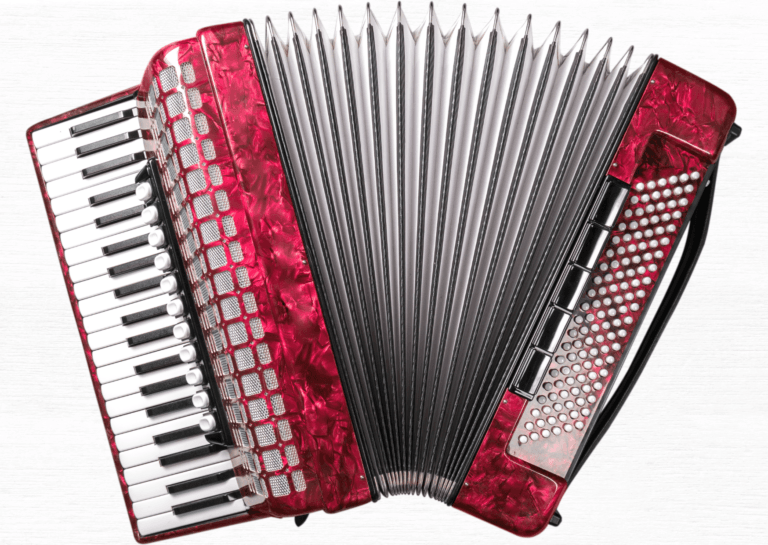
[196,23,371,515]
[453,59,737,537]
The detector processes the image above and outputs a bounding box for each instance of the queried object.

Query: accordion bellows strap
[26,5,738,542]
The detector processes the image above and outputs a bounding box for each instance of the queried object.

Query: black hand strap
[569,161,719,481]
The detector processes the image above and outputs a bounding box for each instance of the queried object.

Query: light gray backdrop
[1,1,766,543]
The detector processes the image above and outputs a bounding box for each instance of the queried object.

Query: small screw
[650,79,656,84]
[612,163,618,168]
[360,475,365,480]
[503,399,507,404]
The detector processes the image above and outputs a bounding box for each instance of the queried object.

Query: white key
[88,314,183,351]
[46,161,144,200]
[78,281,163,318]
[124,447,231,486]
[115,413,208,452]
[74,266,160,300]
[120,434,211,469]
[109,401,202,435]
[32,102,137,149]
[92,333,181,367]
[128,460,234,503]
[55,194,144,233]
[41,138,146,182]
[69,243,159,283]
[65,225,150,267]
[37,118,142,165]
[105,384,199,418]
[133,477,240,519]
[59,212,146,249]
[96,345,187,384]
[84,293,171,334]
[50,173,139,216]
[101,362,190,401]
[136,498,246,536]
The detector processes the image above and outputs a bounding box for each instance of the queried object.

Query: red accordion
[26,5,738,542]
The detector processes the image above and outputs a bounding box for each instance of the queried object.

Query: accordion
[26,5,739,542]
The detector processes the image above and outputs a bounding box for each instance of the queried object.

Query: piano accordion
[26,5,739,542]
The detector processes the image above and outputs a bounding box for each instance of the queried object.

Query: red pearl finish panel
[453,391,567,537]
[455,59,737,537]
[608,58,737,183]
[196,23,370,515]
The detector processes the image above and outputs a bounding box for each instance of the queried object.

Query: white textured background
[1,0,767,543]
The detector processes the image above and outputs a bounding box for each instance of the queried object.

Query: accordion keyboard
[30,98,248,535]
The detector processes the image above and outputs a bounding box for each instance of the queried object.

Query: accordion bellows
[26,4,737,542]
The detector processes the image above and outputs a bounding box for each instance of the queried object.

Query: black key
[146,396,194,418]
[121,304,167,326]
[534,307,572,354]
[108,255,156,277]
[159,444,224,467]
[82,151,147,179]
[127,325,175,347]
[102,234,148,256]
[94,204,143,228]
[70,108,137,137]
[172,491,242,516]
[154,424,207,446]
[89,183,138,207]
[134,353,184,375]
[77,130,142,158]
[140,375,188,396]
[167,469,235,495]
[114,275,163,298]
[553,267,591,312]
[591,178,629,228]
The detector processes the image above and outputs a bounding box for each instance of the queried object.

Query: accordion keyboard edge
[26,6,737,543]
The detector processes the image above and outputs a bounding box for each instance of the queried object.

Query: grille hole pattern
[234,347,255,371]
[249,399,269,421]
[277,420,292,441]
[195,113,209,134]
[292,470,306,492]
[270,394,285,416]
[227,322,248,346]
[243,292,257,313]
[217,354,233,375]
[200,220,220,244]
[513,171,700,449]
[201,139,216,160]
[192,194,213,219]
[236,267,250,288]
[262,449,283,472]
[263,369,278,390]
[244,451,259,473]
[215,190,230,211]
[172,118,192,143]
[165,92,186,118]
[222,215,236,236]
[229,241,244,262]
[255,424,276,447]
[187,169,206,194]
[285,445,299,467]
[256,343,272,364]
[213,271,234,294]
[180,144,199,169]
[209,164,223,185]
[249,318,264,339]
[187,88,202,109]
[207,245,227,269]
[269,475,290,497]
[180,62,195,84]
[220,297,241,320]
[242,373,262,396]
[159,67,178,92]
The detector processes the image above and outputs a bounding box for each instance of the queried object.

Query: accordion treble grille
[143,38,307,509]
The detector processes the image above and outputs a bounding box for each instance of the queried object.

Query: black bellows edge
[244,13,657,502]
